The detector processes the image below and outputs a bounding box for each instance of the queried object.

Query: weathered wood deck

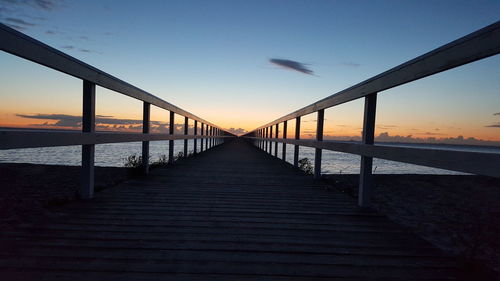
[1,139,463,280]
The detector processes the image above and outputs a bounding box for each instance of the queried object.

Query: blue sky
[1,0,499,141]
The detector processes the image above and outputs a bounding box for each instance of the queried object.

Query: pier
[1,21,500,280]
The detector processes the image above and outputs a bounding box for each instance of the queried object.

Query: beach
[0,163,134,230]
[323,174,500,275]
[1,163,499,276]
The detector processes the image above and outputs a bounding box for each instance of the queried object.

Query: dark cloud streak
[269,58,313,75]
[485,123,500,128]
[1,0,59,10]
[341,62,360,67]
[5,17,35,26]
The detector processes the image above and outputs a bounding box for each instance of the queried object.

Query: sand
[0,163,135,230]
[1,163,499,276]
[322,174,500,276]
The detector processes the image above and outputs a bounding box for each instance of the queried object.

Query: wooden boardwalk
[1,139,463,280]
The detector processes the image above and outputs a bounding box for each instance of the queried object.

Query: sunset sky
[1,0,499,144]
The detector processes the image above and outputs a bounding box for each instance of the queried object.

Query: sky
[0,0,499,145]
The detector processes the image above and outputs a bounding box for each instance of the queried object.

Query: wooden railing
[0,23,234,199]
[243,21,500,207]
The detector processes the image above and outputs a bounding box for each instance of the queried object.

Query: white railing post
[169,111,174,164]
[201,123,205,151]
[274,123,278,157]
[269,125,273,154]
[359,93,377,207]
[81,80,95,199]
[282,121,287,161]
[206,126,209,149]
[142,102,150,174]
[194,120,198,154]
[294,116,301,167]
[314,109,324,179]
[265,127,268,152]
[184,116,188,157]
[262,128,264,150]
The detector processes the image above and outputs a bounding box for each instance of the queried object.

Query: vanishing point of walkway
[1,139,462,280]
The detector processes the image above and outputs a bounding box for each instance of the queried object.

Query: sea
[1,139,499,175]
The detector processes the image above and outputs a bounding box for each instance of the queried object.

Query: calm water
[1,140,498,174]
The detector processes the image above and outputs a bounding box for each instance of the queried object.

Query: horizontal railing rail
[243,21,500,207]
[0,130,231,149]
[245,137,500,178]
[0,23,234,199]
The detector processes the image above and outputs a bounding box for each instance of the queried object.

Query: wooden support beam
[169,111,174,164]
[81,80,95,199]
[314,110,324,179]
[142,102,150,175]
[200,123,204,152]
[274,123,278,157]
[359,93,377,207]
[193,120,198,154]
[294,116,301,167]
[269,125,273,154]
[282,120,287,161]
[265,127,268,152]
[184,116,188,157]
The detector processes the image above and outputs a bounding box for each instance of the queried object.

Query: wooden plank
[249,21,500,131]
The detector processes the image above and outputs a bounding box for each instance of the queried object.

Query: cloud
[485,123,500,128]
[15,113,199,134]
[79,35,88,40]
[61,45,74,50]
[341,62,361,67]
[79,48,100,54]
[377,124,398,130]
[5,17,35,26]
[1,0,60,10]
[226,128,247,135]
[269,58,314,75]
[16,113,81,127]
[45,30,56,34]
[5,23,26,30]
[422,132,445,136]
[374,132,500,146]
